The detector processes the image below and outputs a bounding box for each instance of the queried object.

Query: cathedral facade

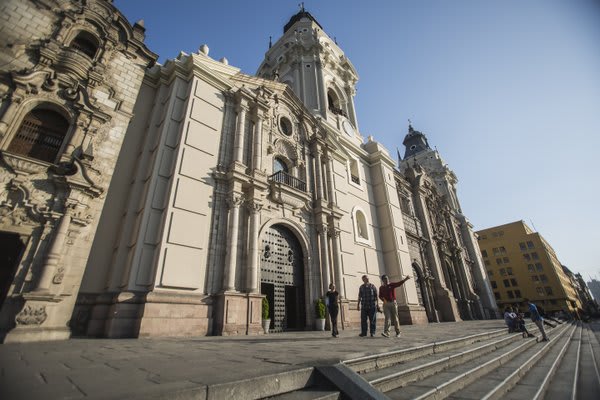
[0,0,497,342]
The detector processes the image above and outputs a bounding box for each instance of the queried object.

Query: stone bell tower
[257,6,360,135]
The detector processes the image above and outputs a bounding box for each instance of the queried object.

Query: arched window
[7,107,69,163]
[273,157,288,174]
[70,31,99,59]
[327,88,345,117]
[355,210,369,240]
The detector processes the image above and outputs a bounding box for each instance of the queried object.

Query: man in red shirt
[379,274,411,337]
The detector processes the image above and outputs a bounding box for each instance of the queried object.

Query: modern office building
[476,221,582,316]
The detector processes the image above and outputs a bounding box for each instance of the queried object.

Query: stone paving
[0,320,506,399]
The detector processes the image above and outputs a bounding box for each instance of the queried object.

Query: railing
[269,170,306,192]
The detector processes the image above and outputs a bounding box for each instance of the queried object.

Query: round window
[279,116,292,136]
[410,145,417,150]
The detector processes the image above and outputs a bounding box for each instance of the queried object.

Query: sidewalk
[0,320,505,399]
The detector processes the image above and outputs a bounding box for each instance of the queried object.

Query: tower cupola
[403,124,431,158]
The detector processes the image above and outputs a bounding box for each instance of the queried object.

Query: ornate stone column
[252,111,263,172]
[323,153,335,203]
[246,201,262,293]
[329,225,344,299]
[233,101,248,165]
[317,223,330,296]
[222,194,244,291]
[34,210,72,292]
[313,150,324,200]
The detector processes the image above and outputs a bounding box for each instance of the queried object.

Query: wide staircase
[246,321,600,400]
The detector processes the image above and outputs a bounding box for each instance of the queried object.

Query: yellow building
[476,221,581,317]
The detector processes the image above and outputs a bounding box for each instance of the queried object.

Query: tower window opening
[327,89,345,117]
[70,31,99,59]
[349,159,360,185]
[7,107,69,163]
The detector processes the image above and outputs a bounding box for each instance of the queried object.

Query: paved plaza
[0,320,508,399]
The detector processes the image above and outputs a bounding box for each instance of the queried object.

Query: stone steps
[383,325,565,400]
[217,321,600,400]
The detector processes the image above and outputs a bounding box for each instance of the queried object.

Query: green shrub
[262,297,270,320]
[315,298,326,319]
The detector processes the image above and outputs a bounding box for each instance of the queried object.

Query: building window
[279,116,293,136]
[519,242,527,251]
[349,158,360,185]
[550,299,557,305]
[545,287,553,295]
[507,291,515,299]
[484,260,491,266]
[540,274,548,283]
[510,278,518,286]
[528,264,535,273]
[503,257,510,263]
[7,106,69,163]
[531,252,539,260]
[503,279,510,288]
[500,268,507,276]
[500,246,507,254]
[493,247,500,256]
[273,157,288,173]
[481,250,488,258]
[70,31,99,59]
[523,254,531,261]
[532,276,539,282]
[491,281,497,289]
[487,269,493,276]
[496,258,502,265]
[536,287,545,296]
[494,292,501,300]
[527,241,535,249]
[535,263,543,272]
[506,267,513,275]
[515,290,522,298]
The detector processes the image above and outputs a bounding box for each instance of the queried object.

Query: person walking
[537,305,561,326]
[525,299,549,342]
[326,283,339,338]
[379,274,410,338]
[357,275,378,337]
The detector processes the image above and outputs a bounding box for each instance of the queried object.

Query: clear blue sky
[115,0,600,281]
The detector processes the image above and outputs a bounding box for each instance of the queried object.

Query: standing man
[379,274,410,338]
[357,275,378,337]
[525,298,549,342]
[326,283,339,338]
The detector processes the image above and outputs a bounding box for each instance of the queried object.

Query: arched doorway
[0,232,26,309]
[260,224,305,332]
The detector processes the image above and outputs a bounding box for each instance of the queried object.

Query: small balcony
[269,170,306,192]
[268,171,310,210]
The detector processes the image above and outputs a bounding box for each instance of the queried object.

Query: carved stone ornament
[247,200,263,213]
[268,181,310,210]
[226,194,245,209]
[1,153,49,175]
[328,227,341,238]
[0,177,53,225]
[15,305,48,325]
[52,267,65,284]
